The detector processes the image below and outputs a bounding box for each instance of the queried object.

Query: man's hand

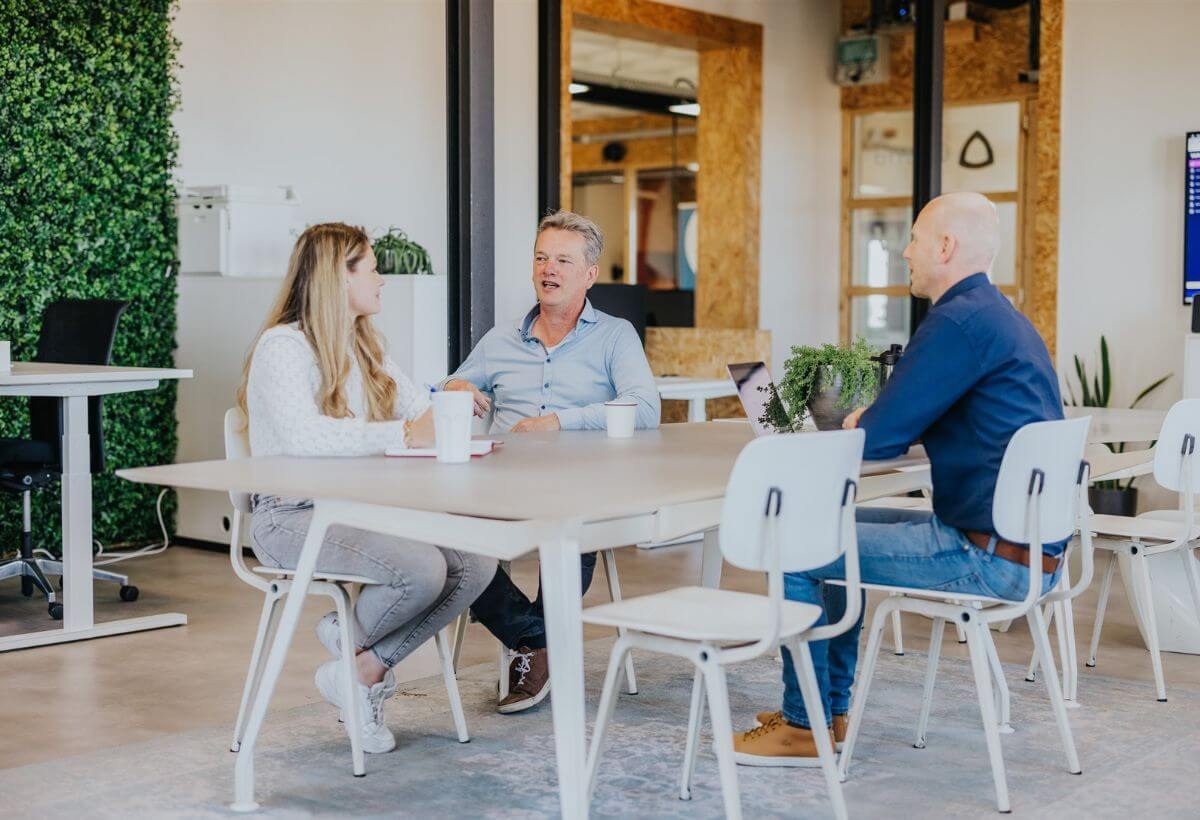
[443,379,491,417]
[842,407,868,430]
[404,408,436,448]
[511,414,561,433]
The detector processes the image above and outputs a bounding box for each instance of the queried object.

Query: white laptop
[726,361,785,437]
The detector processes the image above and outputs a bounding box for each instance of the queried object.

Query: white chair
[839,417,1093,814]
[223,408,470,775]
[452,553,639,700]
[583,429,866,820]
[1077,399,1200,702]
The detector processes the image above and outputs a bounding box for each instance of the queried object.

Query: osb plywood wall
[566,0,769,409]
[647,327,772,421]
[840,0,1062,353]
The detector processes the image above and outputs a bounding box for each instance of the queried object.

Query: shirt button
[543,382,550,389]
[540,405,546,410]
[545,358,551,363]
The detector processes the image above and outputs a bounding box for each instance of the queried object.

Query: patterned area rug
[3,639,1198,819]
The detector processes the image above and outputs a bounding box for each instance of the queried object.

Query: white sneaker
[314,659,397,754]
[316,611,342,658]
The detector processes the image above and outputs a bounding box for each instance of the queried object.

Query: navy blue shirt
[859,274,1065,552]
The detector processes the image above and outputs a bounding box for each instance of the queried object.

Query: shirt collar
[518,299,599,342]
[936,272,990,306]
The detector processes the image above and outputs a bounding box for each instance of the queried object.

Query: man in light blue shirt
[443,210,660,714]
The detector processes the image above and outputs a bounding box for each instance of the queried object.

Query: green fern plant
[372,228,434,275]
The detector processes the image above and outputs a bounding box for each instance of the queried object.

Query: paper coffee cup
[432,391,474,463]
[0,341,9,375]
[604,401,637,438]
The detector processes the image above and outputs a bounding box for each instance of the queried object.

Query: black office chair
[0,299,136,619]
[587,283,647,343]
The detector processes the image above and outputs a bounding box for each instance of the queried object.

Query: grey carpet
[3,639,1198,819]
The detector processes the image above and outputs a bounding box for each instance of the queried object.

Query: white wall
[174,0,449,275]
[1058,0,1200,410]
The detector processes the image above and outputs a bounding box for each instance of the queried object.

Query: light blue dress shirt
[445,300,661,433]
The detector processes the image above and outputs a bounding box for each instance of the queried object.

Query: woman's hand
[443,379,491,417]
[404,407,437,448]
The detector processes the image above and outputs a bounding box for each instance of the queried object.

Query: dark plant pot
[807,369,856,431]
[1088,486,1138,517]
[378,248,397,275]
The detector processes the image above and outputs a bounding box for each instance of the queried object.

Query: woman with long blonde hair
[239,222,495,754]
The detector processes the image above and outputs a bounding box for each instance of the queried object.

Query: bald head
[903,192,1001,304]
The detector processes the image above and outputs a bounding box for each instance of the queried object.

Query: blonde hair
[237,222,397,422]
[537,210,604,266]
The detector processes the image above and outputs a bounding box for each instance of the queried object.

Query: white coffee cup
[432,391,474,463]
[604,400,637,438]
[0,341,9,375]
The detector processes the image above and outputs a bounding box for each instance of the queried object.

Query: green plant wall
[0,2,180,556]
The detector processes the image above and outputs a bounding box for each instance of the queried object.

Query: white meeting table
[119,422,928,817]
[0,362,192,651]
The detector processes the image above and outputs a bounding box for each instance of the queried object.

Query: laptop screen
[727,361,778,437]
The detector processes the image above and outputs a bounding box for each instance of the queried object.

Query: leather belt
[963,530,1062,575]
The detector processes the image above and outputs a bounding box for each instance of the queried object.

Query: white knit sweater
[246,324,428,457]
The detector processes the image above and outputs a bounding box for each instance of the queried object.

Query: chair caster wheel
[119,585,139,602]
[49,602,64,620]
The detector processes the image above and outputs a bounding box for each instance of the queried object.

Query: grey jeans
[250,496,497,668]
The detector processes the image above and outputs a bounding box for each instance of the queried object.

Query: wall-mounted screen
[1185,131,1200,303]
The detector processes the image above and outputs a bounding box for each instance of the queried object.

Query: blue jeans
[470,553,598,650]
[780,507,1062,729]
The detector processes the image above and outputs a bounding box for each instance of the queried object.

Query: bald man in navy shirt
[736,192,1065,766]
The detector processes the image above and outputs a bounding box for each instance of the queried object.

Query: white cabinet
[174,274,448,544]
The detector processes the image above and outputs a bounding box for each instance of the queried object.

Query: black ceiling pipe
[909,0,946,334]
[571,82,697,117]
[537,0,561,219]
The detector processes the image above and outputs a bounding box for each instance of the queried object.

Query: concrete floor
[1,541,1197,772]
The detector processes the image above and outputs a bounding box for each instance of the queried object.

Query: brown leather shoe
[498,646,550,714]
[754,711,847,749]
[733,718,834,768]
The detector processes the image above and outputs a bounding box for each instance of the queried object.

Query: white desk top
[1064,406,1165,444]
[120,423,919,523]
[0,362,193,385]
[654,376,736,399]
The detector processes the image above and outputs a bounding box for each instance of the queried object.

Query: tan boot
[754,711,848,749]
[732,718,834,768]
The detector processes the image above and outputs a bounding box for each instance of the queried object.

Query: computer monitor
[726,361,779,437]
[1185,131,1200,304]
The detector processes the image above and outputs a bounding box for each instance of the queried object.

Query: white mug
[432,391,474,463]
[0,340,10,375]
[604,401,637,439]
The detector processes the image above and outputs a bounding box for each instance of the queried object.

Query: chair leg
[982,626,1013,733]
[914,617,946,748]
[963,617,1011,814]
[20,559,57,601]
[600,549,637,695]
[497,561,512,699]
[701,662,742,820]
[334,589,365,777]
[1130,551,1168,702]
[1181,545,1200,640]
[679,667,706,801]
[1053,601,1071,700]
[435,627,470,743]
[231,591,281,753]
[1025,602,1053,683]
[451,611,468,673]
[839,601,892,778]
[585,637,630,803]
[1027,605,1082,775]
[1087,551,1118,667]
[791,639,848,820]
[891,607,905,656]
[1060,598,1079,705]
[955,621,968,644]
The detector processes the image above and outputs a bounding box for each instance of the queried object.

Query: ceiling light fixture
[668,102,700,117]
[568,82,591,94]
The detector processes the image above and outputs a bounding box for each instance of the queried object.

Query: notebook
[385,440,498,458]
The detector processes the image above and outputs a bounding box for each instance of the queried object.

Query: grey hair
[537,210,604,267]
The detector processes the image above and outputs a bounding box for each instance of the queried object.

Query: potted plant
[372,228,434,276]
[1067,336,1170,516]
[761,338,882,432]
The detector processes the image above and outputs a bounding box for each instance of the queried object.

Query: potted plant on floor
[761,338,882,432]
[372,228,434,276]
[1067,336,1170,516]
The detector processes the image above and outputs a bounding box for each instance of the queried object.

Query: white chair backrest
[992,417,1091,546]
[224,407,253,515]
[719,429,864,573]
[1152,399,1200,493]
